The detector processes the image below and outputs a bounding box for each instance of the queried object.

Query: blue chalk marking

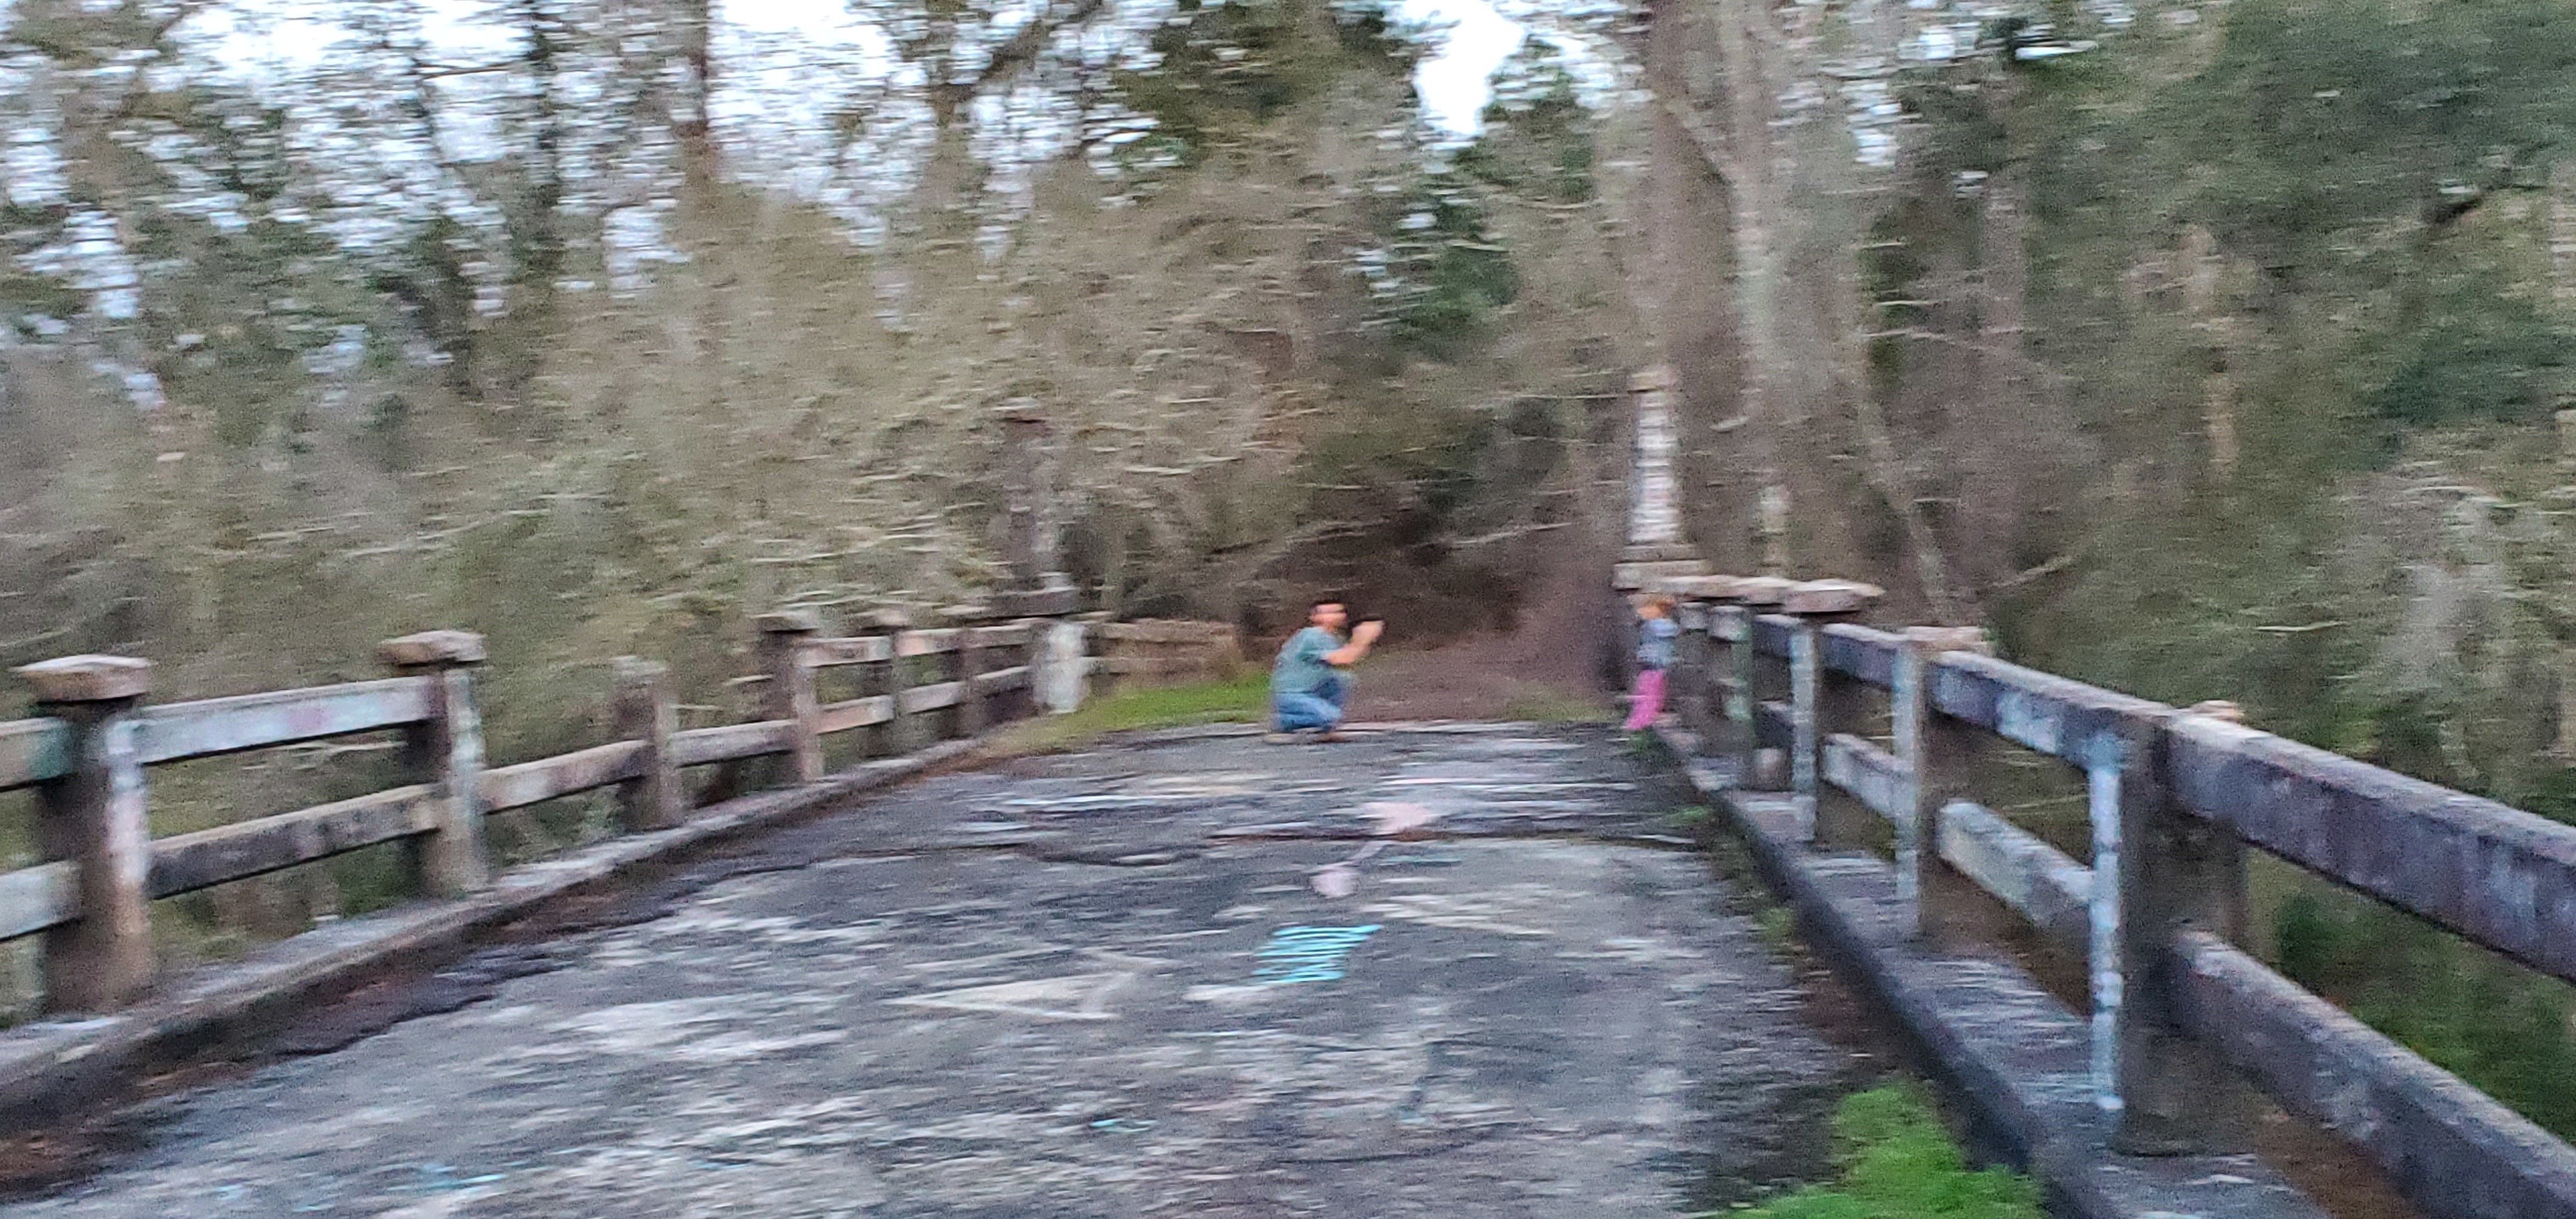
[1254,924,1381,985]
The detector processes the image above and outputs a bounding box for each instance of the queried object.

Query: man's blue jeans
[1273,673,1348,732]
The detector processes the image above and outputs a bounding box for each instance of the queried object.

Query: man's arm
[1326,620,1384,666]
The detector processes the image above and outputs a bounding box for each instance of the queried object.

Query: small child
[1625,594,1682,733]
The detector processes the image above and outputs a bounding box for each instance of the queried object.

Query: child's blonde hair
[1637,593,1676,615]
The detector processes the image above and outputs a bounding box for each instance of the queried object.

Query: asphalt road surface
[1,724,1846,1218]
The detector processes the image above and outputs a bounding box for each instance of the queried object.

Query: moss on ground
[1724,1084,2041,1219]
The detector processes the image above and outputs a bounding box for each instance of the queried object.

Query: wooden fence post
[1731,578,1793,788]
[15,656,156,1011]
[857,608,909,758]
[1715,603,1756,779]
[951,606,992,739]
[378,631,490,897]
[2103,709,2250,1154]
[613,657,683,831]
[1892,627,1990,944]
[755,611,824,784]
[1787,581,1883,848]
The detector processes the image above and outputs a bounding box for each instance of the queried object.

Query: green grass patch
[975,673,1272,758]
[1754,905,1799,956]
[1722,1084,2041,1219]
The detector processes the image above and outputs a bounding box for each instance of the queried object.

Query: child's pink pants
[1623,668,1667,732]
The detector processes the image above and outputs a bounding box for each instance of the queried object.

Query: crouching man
[1269,599,1383,742]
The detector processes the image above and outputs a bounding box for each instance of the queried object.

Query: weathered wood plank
[133,678,434,766]
[1926,653,2168,766]
[972,666,1031,694]
[1821,624,1899,689]
[0,719,72,790]
[1937,799,2093,951]
[1752,613,1798,660]
[1754,700,1795,749]
[0,862,76,941]
[899,682,964,714]
[967,624,1034,649]
[2174,931,2576,1219]
[894,629,962,657]
[802,636,894,668]
[477,741,647,813]
[670,720,796,768]
[816,696,896,735]
[1821,733,1906,822]
[148,785,436,899]
[1712,607,1751,644]
[2169,714,2576,986]
[1096,620,1233,645]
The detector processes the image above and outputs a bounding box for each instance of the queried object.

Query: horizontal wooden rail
[132,678,434,766]
[899,682,963,714]
[2168,714,2576,988]
[670,719,797,768]
[802,636,893,668]
[1754,700,1794,749]
[815,696,895,735]
[972,666,1031,694]
[1094,620,1234,644]
[2175,931,2576,1219]
[896,629,960,657]
[1937,801,2092,951]
[479,741,647,814]
[968,623,1034,648]
[0,864,76,941]
[1820,624,1900,687]
[1821,733,1905,821]
[1924,654,2166,767]
[149,785,436,900]
[0,719,72,790]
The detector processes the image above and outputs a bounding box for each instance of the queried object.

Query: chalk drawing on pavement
[1254,924,1381,985]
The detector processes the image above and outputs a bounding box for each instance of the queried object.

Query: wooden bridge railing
[1090,619,1241,696]
[0,606,1068,1015]
[1648,572,2576,1219]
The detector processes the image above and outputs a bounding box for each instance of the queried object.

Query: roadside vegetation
[1724,1084,2041,1219]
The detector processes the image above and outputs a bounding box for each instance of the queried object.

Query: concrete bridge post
[755,611,825,785]
[378,631,491,898]
[14,655,157,1011]
[1785,581,1883,848]
[2101,709,2251,1155]
[613,658,684,831]
[1892,627,1991,944]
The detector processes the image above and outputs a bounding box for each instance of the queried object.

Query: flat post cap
[754,610,825,636]
[15,656,153,702]
[1783,579,1886,615]
[378,631,488,668]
